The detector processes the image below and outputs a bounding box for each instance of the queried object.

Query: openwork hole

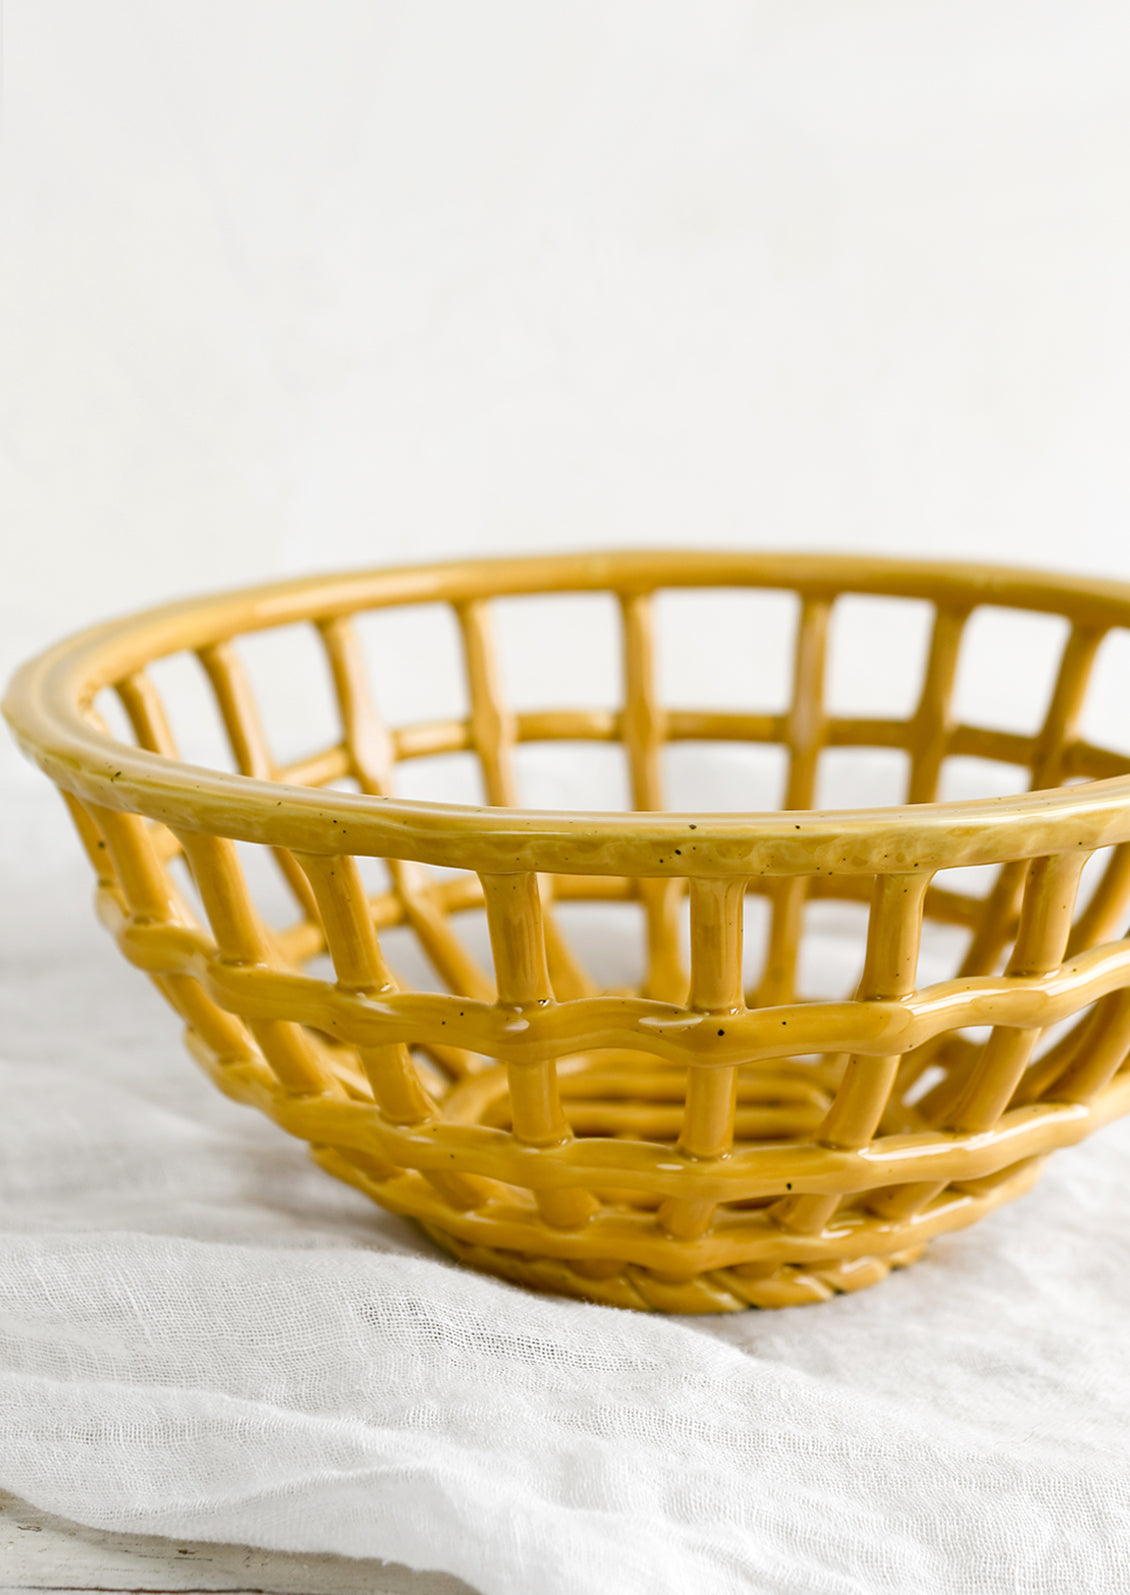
[236,623,340,769]
[378,920,450,996]
[493,592,621,712]
[955,1024,993,1048]
[351,853,394,910]
[480,1049,685,1151]
[815,748,911,811]
[916,914,974,988]
[931,860,1006,907]
[146,652,238,772]
[1069,844,1130,950]
[952,605,1070,738]
[550,899,648,993]
[303,951,338,987]
[825,594,932,720]
[360,869,493,1000]
[393,750,483,807]
[352,603,469,725]
[1078,627,1130,756]
[904,1065,947,1107]
[230,839,310,937]
[444,904,494,981]
[937,755,1032,803]
[347,854,402,937]
[1075,845,1116,920]
[928,861,1012,976]
[655,587,797,712]
[93,686,137,747]
[512,741,632,812]
[167,849,208,933]
[1030,1009,1090,1066]
[371,922,430,995]
[663,742,787,814]
[796,898,870,1000]
[741,891,772,991]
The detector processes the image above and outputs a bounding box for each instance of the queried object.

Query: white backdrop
[5,1,1130,690]
[5,6,1130,1593]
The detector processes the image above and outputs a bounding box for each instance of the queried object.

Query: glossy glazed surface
[7,551,1130,1310]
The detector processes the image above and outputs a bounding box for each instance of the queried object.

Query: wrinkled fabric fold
[2,864,1129,1595]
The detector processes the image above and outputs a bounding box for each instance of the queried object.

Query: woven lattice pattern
[8,552,1130,1311]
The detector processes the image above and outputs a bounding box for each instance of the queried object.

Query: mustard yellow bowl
[8,551,1130,1311]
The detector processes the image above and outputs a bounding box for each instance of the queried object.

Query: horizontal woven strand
[370,705,1130,786]
[92,886,1130,1205]
[206,1042,1128,1204]
[103,901,1130,1066]
[268,869,994,981]
[32,746,1130,873]
[218,1052,1085,1224]
[316,1152,1044,1276]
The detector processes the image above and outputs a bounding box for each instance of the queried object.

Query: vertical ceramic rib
[881,625,1102,1216]
[480,870,596,1229]
[619,590,686,1002]
[881,848,1089,1222]
[905,605,969,804]
[455,598,593,1001]
[317,614,494,1004]
[84,804,178,924]
[315,614,395,789]
[175,829,331,1097]
[658,877,746,1241]
[958,622,1102,982]
[195,638,320,925]
[196,639,275,778]
[114,670,180,758]
[61,791,116,886]
[758,597,831,1005]
[86,802,258,1076]
[776,870,929,1235]
[1030,623,1105,790]
[948,849,1087,1133]
[296,850,489,1208]
[1043,987,1130,1103]
[111,670,211,929]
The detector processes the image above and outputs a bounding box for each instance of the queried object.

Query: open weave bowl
[7,552,1130,1312]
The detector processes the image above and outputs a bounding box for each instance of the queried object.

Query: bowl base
[419,1222,926,1312]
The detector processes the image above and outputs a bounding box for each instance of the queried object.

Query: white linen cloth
[2,817,1130,1595]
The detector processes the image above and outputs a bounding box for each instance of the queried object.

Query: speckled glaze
[7,551,1130,1311]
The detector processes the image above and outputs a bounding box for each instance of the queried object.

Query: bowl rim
[7,549,1130,878]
